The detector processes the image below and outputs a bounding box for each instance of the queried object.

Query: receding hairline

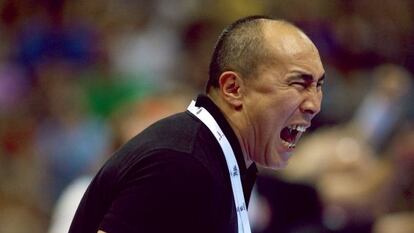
[206,17,317,92]
[262,20,318,56]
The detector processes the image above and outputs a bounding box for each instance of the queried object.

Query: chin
[280,151,293,162]
[261,153,290,170]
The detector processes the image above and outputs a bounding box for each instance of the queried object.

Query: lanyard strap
[187,100,251,233]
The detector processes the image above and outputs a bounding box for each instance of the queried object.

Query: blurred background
[0,0,414,232]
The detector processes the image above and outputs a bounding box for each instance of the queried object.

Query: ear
[218,71,244,109]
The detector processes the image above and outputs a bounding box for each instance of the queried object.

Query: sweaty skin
[209,20,325,169]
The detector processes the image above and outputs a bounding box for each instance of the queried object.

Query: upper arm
[99,151,214,233]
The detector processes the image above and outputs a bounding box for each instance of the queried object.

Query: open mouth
[280,125,307,149]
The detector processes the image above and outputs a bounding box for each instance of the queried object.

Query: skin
[97,20,324,233]
[209,21,325,169]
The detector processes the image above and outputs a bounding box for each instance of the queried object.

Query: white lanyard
[187,100,251,233]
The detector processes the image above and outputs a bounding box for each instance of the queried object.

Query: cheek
[270,96,301,120]
[253,110,283,146]
[254,96,299,130]
[285,92,306,111]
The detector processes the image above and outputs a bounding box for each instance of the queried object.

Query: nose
[300,89,322,119]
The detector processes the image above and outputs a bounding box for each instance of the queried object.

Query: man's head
[207,16,325,169]
[206,16,274,93]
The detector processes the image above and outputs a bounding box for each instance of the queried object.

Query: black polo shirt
[69,94,257,233]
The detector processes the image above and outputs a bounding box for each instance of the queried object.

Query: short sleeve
[99,150,214,233]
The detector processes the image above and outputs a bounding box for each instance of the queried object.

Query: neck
[207,92,253,169]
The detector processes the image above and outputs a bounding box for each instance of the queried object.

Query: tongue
[281,127,295,143]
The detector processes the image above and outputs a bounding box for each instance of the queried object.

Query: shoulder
[106,111,220,174]
[96,110,224,194]
[122,112,202,155]
[125,149,213,184]
[102,143,216,192]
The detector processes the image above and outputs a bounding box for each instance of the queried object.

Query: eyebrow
[290,73,325,84]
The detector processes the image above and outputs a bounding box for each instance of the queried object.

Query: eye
[317,80,324,86]
[291,82,306,87]
[316,81,324,90]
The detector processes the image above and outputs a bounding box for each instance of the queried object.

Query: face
[239,31,325,169]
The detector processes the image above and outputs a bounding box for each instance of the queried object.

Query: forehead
[262,22,324,77]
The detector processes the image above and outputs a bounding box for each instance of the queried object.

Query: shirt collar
[194,94,257,176]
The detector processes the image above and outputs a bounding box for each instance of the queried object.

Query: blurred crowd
[0,0,413,233]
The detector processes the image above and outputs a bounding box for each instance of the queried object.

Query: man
[69,15,325,233]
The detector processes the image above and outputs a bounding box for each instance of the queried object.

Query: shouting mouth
[280,124,307,149]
